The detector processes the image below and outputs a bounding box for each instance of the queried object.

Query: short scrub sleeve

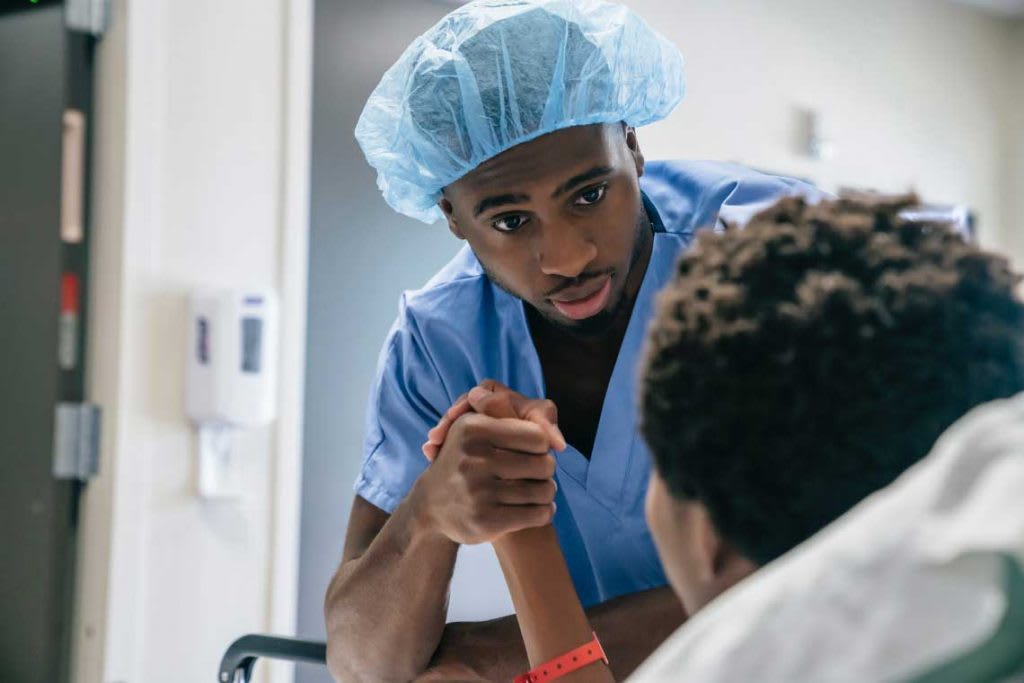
[354,294,453,513]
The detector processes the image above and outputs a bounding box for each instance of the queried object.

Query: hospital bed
[217,568,1024,682]
[218,634,325,682]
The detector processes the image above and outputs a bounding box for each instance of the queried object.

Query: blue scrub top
[355,160,819,607]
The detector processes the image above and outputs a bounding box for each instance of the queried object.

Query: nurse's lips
[550,275,612,321]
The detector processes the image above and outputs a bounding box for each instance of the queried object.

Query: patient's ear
[697,511,758,607]
[646,472,758,614]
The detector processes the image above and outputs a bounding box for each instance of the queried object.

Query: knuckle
[468,477,489,499]
[476,396,500,415]
[522,422,545,444]
[456,414,477,436]
[457,416,487,448]
[540,504,556,524]
[541,455,557,478]
[448,416,469,440]
[456,455,478,478]
[470,478,497,504]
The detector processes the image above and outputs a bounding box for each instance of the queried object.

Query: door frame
[267,1,314,681]
[71,0,313,681]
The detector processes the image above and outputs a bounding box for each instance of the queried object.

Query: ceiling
[946,0,1024,18]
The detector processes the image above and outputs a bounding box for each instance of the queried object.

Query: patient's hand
[422,379,566,460]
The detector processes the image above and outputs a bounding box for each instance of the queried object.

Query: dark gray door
[0,2,94,682]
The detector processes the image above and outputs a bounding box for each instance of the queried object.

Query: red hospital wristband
[513,633,609,683]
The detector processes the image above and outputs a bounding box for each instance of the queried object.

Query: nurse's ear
[624,124,645,179]
[438,193,466,240]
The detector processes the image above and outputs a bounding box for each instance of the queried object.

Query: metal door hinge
[53,402,101,481]
[66,0,110,36]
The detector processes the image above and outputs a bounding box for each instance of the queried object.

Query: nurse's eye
[574,183,608,207]
[491,213,530,233]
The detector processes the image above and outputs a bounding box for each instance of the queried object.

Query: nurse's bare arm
[324,495,457,683]
[421,585,685,681]
[323,413,559,683]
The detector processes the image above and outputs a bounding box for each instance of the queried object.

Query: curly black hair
[639,193,1024,565]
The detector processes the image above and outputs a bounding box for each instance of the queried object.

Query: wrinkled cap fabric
[355,0,686,224]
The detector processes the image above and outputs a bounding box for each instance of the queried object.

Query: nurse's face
[645,469,758,616]
[439,123,649,335]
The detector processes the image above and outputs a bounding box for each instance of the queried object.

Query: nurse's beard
[481,208,652,339]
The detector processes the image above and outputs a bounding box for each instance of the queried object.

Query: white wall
[633,0,1016,252]
[75,1,308,682]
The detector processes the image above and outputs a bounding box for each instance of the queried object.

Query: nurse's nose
[536,221,597,279]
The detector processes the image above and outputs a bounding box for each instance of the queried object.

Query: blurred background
[0,0,1021,682]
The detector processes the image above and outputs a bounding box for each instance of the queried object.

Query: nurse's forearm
[493,526,615,681]
[428,584,685,681]
[324,495,458,682]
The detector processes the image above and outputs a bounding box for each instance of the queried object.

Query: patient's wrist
[513,633,609,683]
[493,525,555,554]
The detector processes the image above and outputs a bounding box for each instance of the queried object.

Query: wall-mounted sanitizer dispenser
[186,289,278,499]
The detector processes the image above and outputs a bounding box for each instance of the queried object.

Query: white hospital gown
[629,393,1024,682]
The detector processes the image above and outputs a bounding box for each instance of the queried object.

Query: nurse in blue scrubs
[323,1,819,681]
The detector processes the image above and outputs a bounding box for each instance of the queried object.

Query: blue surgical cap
[355,0,686,224]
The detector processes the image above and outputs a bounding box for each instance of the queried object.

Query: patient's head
[639,193,1024,615]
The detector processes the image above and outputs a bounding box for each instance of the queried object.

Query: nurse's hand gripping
[422,379,566,461]
[408,392,564,546]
